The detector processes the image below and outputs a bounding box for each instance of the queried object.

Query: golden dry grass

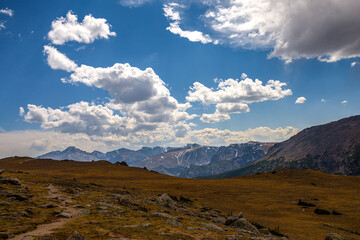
[1,157,360,239]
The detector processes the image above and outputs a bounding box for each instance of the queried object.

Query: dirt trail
[11,184,80,240]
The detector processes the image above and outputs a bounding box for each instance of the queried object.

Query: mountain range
[205,115,360,178]
[37,142,274,177]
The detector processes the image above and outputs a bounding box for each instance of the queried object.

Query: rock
[237,212,243,218]
[0,170,4,175]
[79,209,91,215]
[107,239,132,240]
[232,219,260,235]
[200,223,224,232]
[66,231,88,240]
[158,193,177,210]
[21,237,35,240]
[57,212,72,218]
[166,219,182,226]
[0,177,21,186]
[124,223,152,228]
[187,227,208,231]
[325,233,344,240]
[225,216,239,226]
[38,203,57,209]
[115,161,128,167]
[0,232,14,239]
[151,212,181,220]
[258,228,271,235]
[212,216,226,225]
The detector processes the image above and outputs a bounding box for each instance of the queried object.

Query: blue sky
[0,0,359,157]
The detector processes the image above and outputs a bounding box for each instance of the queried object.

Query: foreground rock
[325,233,344,240]
[66,231,88,240]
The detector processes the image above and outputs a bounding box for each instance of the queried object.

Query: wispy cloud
[0,8,14,17]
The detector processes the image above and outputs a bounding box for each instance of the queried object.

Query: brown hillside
[1,157,360,239]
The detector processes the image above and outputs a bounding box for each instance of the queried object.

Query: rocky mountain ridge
[205,115,360,178]
[37,142,275,178]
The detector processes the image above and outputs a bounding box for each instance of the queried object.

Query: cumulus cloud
[163,3,214,44]
[160,0,360,62]
[184,126,298,146]
[0,130,119,158]
[48,11,116,45]
[295,97,306,104]
[119,0,153,7]
[187,75,292,122]
[0,126,299,158]
[43,45,78,72]
[341,100,348,104]
[0,8,14,17]
[0,22,5,30]
[321,98,326,103]
[32,46,197,140]
[351,62,359,67]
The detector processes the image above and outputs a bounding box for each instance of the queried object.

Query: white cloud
[48,11,116,45]
[0,8,14,17]
[0,126,299,158]
[43,45,78,72]
[119,0,153,7]
[295,97,306,104]
[0,22,5,30]
[184,126,299,146]
[19,107,24,117]
[341,100,348,104]
[163,3,213,44]
[321,98,326,103]
[351,62,359,67]
[187,75,292,122]
[32,47,197,140]
[162,0,360,63]
[0,130,118,159]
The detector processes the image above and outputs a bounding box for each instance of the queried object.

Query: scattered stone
[0,170,4,175]
[66,231,88,240]
[187,227,208,231]
[232,218,260,235]
[258,228,271,235]
[38,203,57,209]
[212,216,226,225]
[107,238,132,240]
[158,193,177,210]
[79,209,91,215]
[21,236,35,240]
[325,233,344,240]
[314,208,331,215]
[115,161,128,167]
[124,223,152,228]
[200,207,212,212]
[57,212,72,218]
[0,177,21,186]
[200,223,224,232]
[166,219,182,226]
[225,216,239,226]
[0,232,14,239]
[151,212,181,220]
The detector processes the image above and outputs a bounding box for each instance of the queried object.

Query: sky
[0,0,360,157]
